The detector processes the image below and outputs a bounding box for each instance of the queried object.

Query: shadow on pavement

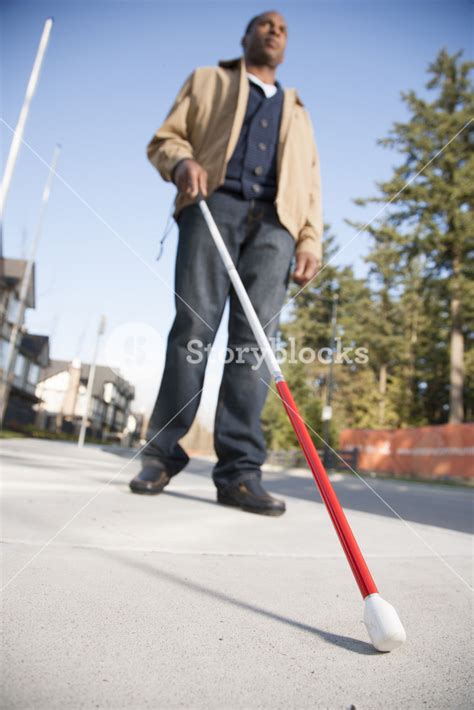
[264,471,473,535]
[102,450,473,534]
[163,490,218,507]
[100,445,139,458]
[104,549,378,656]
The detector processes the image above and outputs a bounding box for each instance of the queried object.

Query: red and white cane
[197,194,406,653]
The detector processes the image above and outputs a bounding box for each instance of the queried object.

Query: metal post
[78,316,106,447]
[322,293,338,468]
[0,18,54,257]
[0,144,61,427]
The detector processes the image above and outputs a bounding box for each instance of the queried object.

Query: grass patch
[0,429,27,439]
[1,426,105,445]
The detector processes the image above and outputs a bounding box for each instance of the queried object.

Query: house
[0,258,35,330]
[35,359,135,441]
[0,257,50,428]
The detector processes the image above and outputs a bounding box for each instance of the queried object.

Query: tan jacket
[147,56,323,260]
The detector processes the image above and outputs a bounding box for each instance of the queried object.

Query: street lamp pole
[0,18,54,257]
[77,315,106,447]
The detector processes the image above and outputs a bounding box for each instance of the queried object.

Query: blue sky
[1,0,472,424]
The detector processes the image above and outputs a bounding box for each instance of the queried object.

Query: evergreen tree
[262,227,385,451]
[262,49,473,456]
[349,49,473,423]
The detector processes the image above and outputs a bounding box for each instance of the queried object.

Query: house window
[0,338,9,370]
[7,296,20,324]
[104,382,115,404]
[105,406,114,425]
[26,363,40,385]
[14,353,26,379]
[92,398,103,416]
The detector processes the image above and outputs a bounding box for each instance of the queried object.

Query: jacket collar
[218,57,242,69]
[218,56,304,106]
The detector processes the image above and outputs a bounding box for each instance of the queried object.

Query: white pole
[0,17,54,256]
[198,198,283,382]
[78,316,106,447]
[0,144,61,427]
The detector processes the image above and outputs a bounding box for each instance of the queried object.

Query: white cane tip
[363,593,406,652]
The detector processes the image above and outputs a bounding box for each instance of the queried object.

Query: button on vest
[221,81,284,201]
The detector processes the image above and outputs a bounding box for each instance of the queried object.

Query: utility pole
[0,144,61,427]
[78,315,106,447]
[0,17,54,257]
[322,293,338,469]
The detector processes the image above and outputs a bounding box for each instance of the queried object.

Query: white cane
[197,193,406,653]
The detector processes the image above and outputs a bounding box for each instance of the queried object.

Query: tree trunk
[449,295,464,423]
[379,363,387,426]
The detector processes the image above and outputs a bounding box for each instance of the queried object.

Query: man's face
[242,12,288,68]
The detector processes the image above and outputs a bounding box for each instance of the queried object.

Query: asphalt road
[1,438,472,709]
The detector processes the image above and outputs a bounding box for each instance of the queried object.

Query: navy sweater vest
[222,80,284,201]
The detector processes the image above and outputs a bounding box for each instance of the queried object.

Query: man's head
[241,10,287,68]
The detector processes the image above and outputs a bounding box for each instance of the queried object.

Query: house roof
[19,333,50,366]
[0,258,35,308]
[39,359,135,401]
[80,364,135,400]
[39,358,70,381]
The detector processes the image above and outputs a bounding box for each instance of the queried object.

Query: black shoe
[217,478,286,516]
[129,464,171,495]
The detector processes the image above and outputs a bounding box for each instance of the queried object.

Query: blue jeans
[142,189,295,488]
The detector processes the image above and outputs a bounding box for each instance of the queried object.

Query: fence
[339,423,474,481]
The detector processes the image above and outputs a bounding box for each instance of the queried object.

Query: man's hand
[173,159,208,199]
[292,251,320,286]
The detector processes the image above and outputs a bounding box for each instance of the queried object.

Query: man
[130,10,323,516]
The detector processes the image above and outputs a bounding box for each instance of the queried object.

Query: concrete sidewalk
[1,438,472,709]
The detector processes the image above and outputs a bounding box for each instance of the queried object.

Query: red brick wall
[339,423,474,480]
